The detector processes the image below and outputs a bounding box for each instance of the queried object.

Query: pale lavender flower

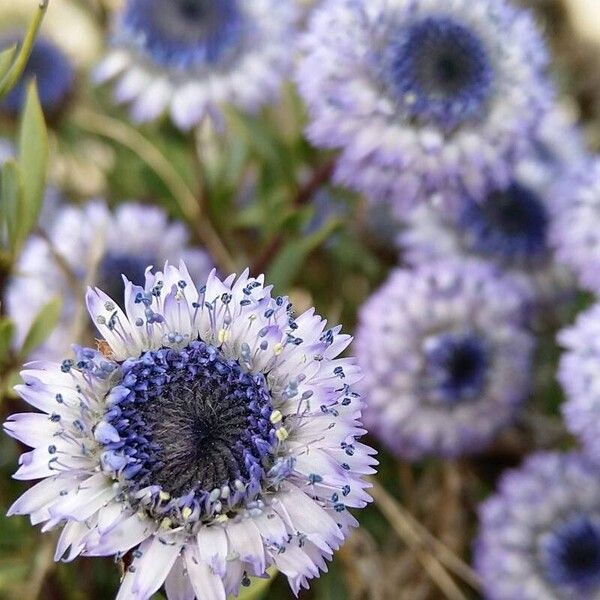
[355,259,534,459]
[95,0,297,130]
[550,158,600,294]
[558,303,600,460]
[297,0,552,215]
[4,263,375,599]
[475,452,600,599]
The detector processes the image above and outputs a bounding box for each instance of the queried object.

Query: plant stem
[0,1,49,99]
[71,108,236,274]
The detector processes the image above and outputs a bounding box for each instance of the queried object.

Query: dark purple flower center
[423,331,489,404]
[387,16,493,129]
[458,182,549,266]
[97,341,276,519]
[540,516,600,591]
[123,0,244,70]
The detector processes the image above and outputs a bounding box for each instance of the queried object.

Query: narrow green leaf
[20,296,62,358]
[266,219,342,292]
[1,159,24,253]
[0,45,17,83]
[233,568,277,600]
[0,0,49,99]
[18,81,48,241]
[0,317,15,364]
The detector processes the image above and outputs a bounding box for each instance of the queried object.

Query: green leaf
[266,219,342,292]
[232,568,278,600]
[20,296,62,358]
[18,81,48,241]
[0,318,14,364]
[1,159,24,254]
[0,45,17,83]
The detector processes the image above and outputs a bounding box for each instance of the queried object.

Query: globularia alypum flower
[355,260,533,459]
[4,263,375,599]
[95,0,297,130]
[399,159,571,304]
[0,34,75,116]
[297,0,552,214]
[475,452,600,599]
[550,158,600,294]
[6,200,212,361]
[558,303,600,460]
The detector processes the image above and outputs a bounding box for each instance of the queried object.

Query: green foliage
[0,318,14,366]
[0,82,48,258]
[235,568,278,600]
[19,296,62,359]
[18,82,49,243]
[0,45,17,84]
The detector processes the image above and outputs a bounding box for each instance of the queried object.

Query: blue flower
[297,0,553,214]
[95,0,297,129]
[4,264,376,599]
[400,153,574,305]
[355,259,533,459]
[550,158,600,294]
[558,303,600,461]
[475,452,600,599]
[6,201,212,361]
[0,34,74,115]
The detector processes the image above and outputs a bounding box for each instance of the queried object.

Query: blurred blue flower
[0,35,74,116]
[355,259,533,459]
[550,158,600,294]
[4,264,375,599]
[95,0,297,129]
[475,452,600,599]
[558,303,600,461]
[297,0,553,215]
[400,155,574,305]
[6,200,212,360]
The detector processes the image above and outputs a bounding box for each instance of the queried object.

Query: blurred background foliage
[0,0,598,599]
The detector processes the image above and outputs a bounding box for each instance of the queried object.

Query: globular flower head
[475,452,600,600]
[297,0,552,215]
[6,200,212,360]
[4,263,375,599]
[95,0,297,130]
[355,259,533,460]
[0,34,75,116]
[550,158,600,294]
[558,302,600,460]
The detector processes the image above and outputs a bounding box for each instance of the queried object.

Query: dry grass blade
[369,478,482,596]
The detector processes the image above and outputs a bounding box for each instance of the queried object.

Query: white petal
[50,473,116,521]
[132,534,183,599]
[4,413,59,447]
[197,526,228,576]
[55,520,91,562]
[183,545,226,600]
[86,513,156,556]
[275,483,343,544]
[7,474,83,518]
[165,556,195,600]
[226,519,266,576]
